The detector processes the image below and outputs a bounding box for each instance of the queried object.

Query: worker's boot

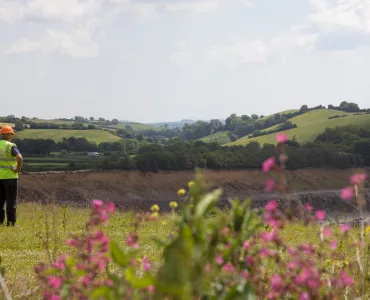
[6,221,15,227]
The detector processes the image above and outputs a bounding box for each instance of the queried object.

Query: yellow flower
[169,201,178,208]
[161,221,167,226]
[188,181,195,188]
[151,212,159,218]
[365,226,370,234]
[177,188,186,196]
[151,204,160,212]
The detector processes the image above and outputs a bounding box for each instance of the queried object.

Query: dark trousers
[0,179,18,226]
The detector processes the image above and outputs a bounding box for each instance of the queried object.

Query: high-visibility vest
[0,140,18,179]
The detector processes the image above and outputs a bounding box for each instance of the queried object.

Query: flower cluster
[35,200,115,300]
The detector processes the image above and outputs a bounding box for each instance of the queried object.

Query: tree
[14,120,23,131]
[251,114,259,120]
[90,117,94,121]
[299,105,308,113]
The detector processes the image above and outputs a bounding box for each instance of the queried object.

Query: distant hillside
[227,109,370,146]
[146,119,225,129]
[15,129,121,144]
[200,131,233,144]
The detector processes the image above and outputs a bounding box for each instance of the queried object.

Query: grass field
[108,122,163,131]
[0,201,362,299]
[0,203,173,299]
[260,109,299,120]
[0,122,15,127]
[15,129,121,144]
[227,109,370,146]
[200,131,232,144]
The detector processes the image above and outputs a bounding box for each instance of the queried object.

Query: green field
[0,122,15,127]
[260,109,299,120]
[15,129,121,144]
[0,201,363,299]
[200,131,232,144]
[227,109,370,146]
[108,122,162,131]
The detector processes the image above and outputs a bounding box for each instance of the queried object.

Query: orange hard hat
[0,125,14,135]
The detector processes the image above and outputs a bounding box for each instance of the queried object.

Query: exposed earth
[18,168,370,219]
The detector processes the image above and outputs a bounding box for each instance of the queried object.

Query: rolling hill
[226,109,370,146]
[15,129,121,144]
[200,131,232,144]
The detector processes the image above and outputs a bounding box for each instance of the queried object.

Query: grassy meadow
[0,201,363,299]
[15,129,121,144]
[200,131,232,144]
[227,109,370,146]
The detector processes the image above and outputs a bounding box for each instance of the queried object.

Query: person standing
[0,125,23,226]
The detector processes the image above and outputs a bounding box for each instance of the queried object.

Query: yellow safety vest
[0,140,18,179]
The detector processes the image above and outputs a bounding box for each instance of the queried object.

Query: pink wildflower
[265,200,278,212]
[222,262,234,273]
[48,276,62,289]
[243,240,251,251]
[340,223,351,233]
[245,255,254,267]
[216,255,224,265]
[340,187,353,201]
[350,173,367,185]
[92,200,103,208]
[261,230,277,243]
[300,244,315,256]
[105,279,113,287]
[106,202,115,213]
[147,285,155,293]
[142,256,152,272]
[241,270,249,279]
[315,210,326,221]
[260,248,272,258]
[264,179,276,192]
[262,157,276,173]
[323,227,332,238]
[340,271,353,286]
[276,133,288,144]
[329,239,338,250]
[126,233,138,248]
[82,276,90,286]
[271,274,282,291]
[304,203,313,212]
[66,239,77,247]
[50,296,61,300]
[299,292,310,300]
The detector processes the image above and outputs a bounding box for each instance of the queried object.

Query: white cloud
[1,0,235,57]
[204,38,268,66]
[203,0,370,66]
[309,0,370,33]
[6,27,99,57]
[169,42,195,66]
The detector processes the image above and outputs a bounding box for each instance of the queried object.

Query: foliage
[1,133,364,299]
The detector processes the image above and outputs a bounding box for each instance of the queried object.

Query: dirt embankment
[17,168,370,215]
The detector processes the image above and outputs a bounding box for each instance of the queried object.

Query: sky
[1,0,370,123]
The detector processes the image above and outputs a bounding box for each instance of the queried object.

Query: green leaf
[150,236,167,248]
[125,267,154,289]
[110,240,130,268]
[90,286,111,300]
[154,225,194,299]
[195,188,222,218]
